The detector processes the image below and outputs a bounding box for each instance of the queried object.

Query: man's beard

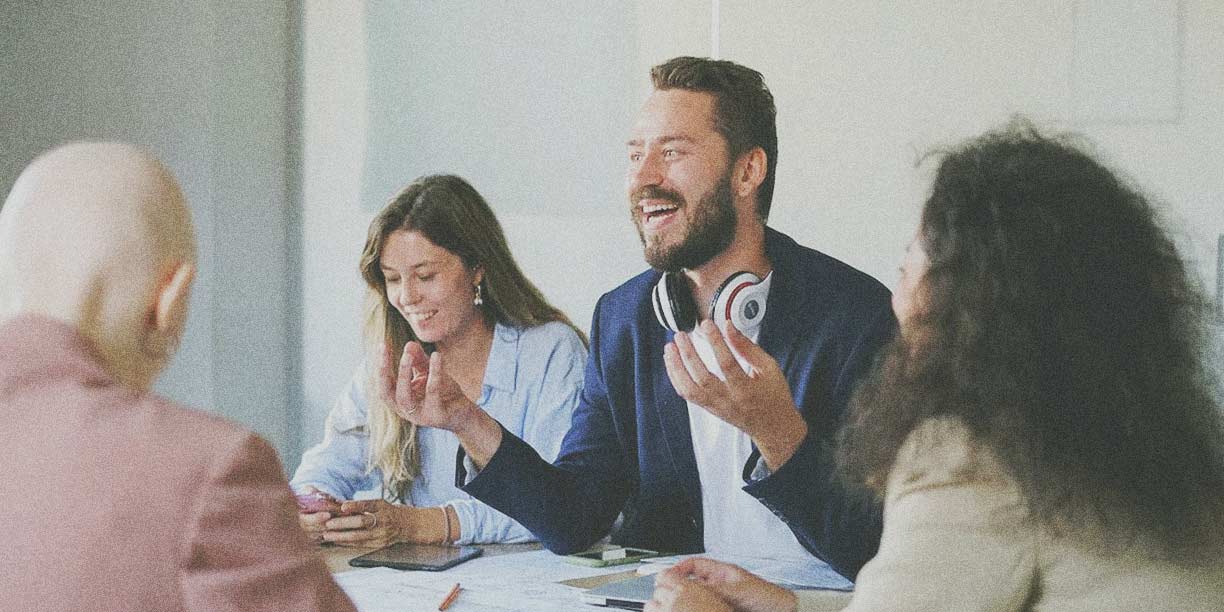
[631,172,737,273]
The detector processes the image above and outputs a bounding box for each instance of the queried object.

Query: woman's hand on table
[318,499,447,548]
[648,558,798,612]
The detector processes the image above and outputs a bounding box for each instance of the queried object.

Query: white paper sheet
[334,549,629,612]
[639,552,854,591]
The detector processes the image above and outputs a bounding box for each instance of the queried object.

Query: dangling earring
[473,283,483,306]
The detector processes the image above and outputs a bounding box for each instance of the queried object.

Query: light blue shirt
[291,321,586,544]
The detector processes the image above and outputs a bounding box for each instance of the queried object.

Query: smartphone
[564,547,660,567]
[295,491,342,514]
[348,542,483,571]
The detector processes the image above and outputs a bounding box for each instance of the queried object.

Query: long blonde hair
[358,174,586,501]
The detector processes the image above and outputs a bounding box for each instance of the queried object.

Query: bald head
[0,142,197,389]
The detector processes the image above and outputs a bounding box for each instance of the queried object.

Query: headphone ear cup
[652,273,697,333]
[667,274,697,332]
[710,271,767,334]
[652,275,675,332]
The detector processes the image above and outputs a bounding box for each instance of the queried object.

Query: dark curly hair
[838,121,1224,560]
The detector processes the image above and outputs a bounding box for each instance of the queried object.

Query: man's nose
[628,151,663,194]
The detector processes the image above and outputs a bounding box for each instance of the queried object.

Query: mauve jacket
[0,315,355,612]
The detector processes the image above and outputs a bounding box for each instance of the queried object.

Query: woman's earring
[473,284,483,306]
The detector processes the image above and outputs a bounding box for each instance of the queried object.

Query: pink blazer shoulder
[0,315,355,612]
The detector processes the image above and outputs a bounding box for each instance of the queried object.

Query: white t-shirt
[686,274,813,562]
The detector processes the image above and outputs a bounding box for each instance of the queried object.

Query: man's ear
[733,147,768,199]
[153,261,195,336]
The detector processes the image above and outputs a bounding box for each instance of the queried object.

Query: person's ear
[153,261,195,339]
[733,147,768,200]
[472,265,484,288]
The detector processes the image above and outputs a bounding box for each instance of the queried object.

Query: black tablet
[348,543,483,571]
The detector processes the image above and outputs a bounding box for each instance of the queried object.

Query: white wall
[1,2,302,467]
[299,1,372,468]
[641,1,1222,294]
[298,2,646,466]
[303,1,1224,462]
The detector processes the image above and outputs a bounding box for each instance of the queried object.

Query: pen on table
[438,583,461,611]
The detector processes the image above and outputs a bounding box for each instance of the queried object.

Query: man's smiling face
[626,89,737,272]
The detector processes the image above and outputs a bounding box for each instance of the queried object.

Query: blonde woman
[292,174,587,546]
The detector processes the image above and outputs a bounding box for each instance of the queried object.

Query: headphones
[652,271,768,334]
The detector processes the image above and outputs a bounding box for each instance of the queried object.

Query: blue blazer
[464,227,895,579]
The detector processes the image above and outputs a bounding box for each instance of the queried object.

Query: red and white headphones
[652,271,768,334]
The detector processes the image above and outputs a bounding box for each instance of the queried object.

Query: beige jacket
[801,417,1224,612]
[0,315,356,612]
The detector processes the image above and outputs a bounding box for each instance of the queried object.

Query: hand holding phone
[295,489,347,515]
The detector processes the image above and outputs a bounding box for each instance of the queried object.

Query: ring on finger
[363,511,378,529]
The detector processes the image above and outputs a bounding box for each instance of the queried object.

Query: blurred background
[3,1,1220,472]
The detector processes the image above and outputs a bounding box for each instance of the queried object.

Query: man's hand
[379,341,503,467]
[380,341,473,431]
[663,320,809,470]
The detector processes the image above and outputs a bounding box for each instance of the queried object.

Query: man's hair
[838,120,1224,561]
[650,56,777,221]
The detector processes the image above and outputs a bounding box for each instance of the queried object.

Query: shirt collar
[481,321,519,394]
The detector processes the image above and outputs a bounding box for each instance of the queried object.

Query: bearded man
[390,57,895,580]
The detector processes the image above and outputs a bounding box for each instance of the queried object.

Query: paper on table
[639,553,854,591]
[558,569,639,590]
[334,549,632,612]
[335,567,437,612]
